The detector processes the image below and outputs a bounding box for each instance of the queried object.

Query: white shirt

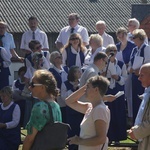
[84,47,106,65]
[79,102,110,150]
[0,47,11,68]
[0,102,20,129]
[101,32,114,48]
[55,24,89,46]
[20,28,49,51]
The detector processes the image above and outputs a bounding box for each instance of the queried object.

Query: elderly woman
[116,27,136,124]
[105,44,127,144]
[66,75,110,150]
[61,65,83,150]
[128,29,150,122]
[61,33,87,69]
[0,86,21,150]
[23,70,62,150]
[49,51,68,122]
[84,34,105,67]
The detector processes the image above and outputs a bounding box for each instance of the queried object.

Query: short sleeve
[26,102,50,134]
[92,104,110,124]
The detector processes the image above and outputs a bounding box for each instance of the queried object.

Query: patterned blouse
[26,101,62,134]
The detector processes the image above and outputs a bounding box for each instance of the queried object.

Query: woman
[49,51,68,122]
[128,29,150,122]
[84,34,105,66]
[116,27,136,125]
[66,75,110,150]
[105,44,127,144]
[23,70,62,150]
[61,65,83,150]
[0,86,21,150]
[61,33,87,69]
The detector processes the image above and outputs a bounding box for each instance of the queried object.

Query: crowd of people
[0,12,150,150]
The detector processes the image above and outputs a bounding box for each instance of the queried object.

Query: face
[117,32,126,42]
[128,22,136,33]
[0,93,10,104]
[68,15,78,27]
[54,53,63,65]
[89,38,98,49]
[69,36,80,47]
[0,23,7,35]
[96,24,106,35]
[33,44,42,52]
[85,83,98,101]
[138,67,150,88]
[74,68,82,80]
[131,36,141,47]
[28,19,38,31]
[29,77,43,98]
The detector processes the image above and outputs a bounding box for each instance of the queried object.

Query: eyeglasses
[35,45,42,50]
[29,82,43,88]
[70,37,79,41]
[131,36,138,40]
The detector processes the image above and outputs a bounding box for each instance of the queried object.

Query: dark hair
[34,70,59,98]
[94,52,107,62]
[18,66,27,75]
[68,13,80,20]
[28,16,38,21]
[29,40,41,50]
[68,65,80,82]
[87,75,110,97]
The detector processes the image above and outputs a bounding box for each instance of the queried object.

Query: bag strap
[44,101,54,123]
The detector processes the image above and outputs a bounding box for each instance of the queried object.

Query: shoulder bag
[31,102,70,150]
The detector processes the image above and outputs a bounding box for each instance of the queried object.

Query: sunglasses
[68,18,76,21]
[131,36,138,40]
[29,82,43,88]
[35,45,42,50]
[110,50,117,53]
[70,37,79,41]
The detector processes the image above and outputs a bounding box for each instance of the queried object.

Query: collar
[69,24,79,30]
[53,65,64,73]
[71,46,80,54]
[145,86,150,94]
[29,28,39,33]
[137,42,146,51]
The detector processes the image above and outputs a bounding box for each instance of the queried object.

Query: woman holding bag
[22,70,62,150]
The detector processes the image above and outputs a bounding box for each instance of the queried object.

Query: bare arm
[68,119,107,146]
[22,127,38,150]
[10,49,24,62]
[56,42,63,50]
[65,85,89,114]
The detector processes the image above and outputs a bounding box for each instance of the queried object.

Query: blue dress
[106,61,127,141]
[0,103,21,150]
[64,80,84,150]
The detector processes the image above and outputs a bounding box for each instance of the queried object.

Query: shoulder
[60,26,70,32]
[37,29,47,35]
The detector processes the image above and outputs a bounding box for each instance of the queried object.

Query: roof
[1,0,150,33]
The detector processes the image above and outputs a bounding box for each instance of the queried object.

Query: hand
[111,75,119,80]
[134,68,140,76]
[0,123,6,128]
[68,135,80,145]
[104,95,116,102]
[18,56,24,63]
[127,129,137,140]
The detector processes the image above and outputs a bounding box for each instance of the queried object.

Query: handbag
[31,102,70,150]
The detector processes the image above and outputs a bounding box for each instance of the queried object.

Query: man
[128,63,150,150]
[0,47,11,90]
[55,13,89,50]
[20,16,49,57]
[80,52,107,87]
[96,20,114,48]
[0,21,23,61]
[80,52,115,102]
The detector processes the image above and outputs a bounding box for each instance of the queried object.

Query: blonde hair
[132,29,147,41]
[105,44,117,54]
[89,34,103,47]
